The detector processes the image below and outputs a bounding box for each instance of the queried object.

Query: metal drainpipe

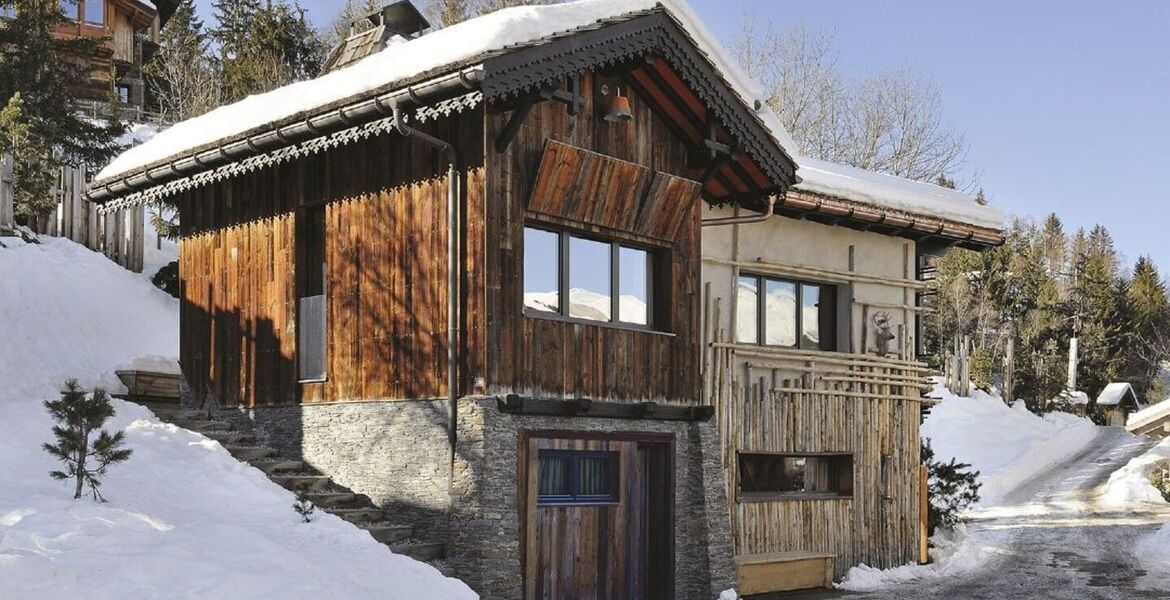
[391,106,461,470]
[701,196,777,227]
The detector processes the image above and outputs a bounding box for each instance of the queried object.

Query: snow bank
[838,525,1008,591]
[96,0,796,183]
[0,237,474,599]
[1099,437,1170,507]
[922,380,1100,505]
[0,237,178,396]
[794,157,1004,230]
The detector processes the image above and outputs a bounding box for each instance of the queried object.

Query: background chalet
[86,1,1003,598]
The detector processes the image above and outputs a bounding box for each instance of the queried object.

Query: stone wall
[224,399,454,535]
[448,397,735,600]
[226,397,734,600]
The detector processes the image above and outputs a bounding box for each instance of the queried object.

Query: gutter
[86,66,483,203]
[701,196,776,227]
[389,106,462,475]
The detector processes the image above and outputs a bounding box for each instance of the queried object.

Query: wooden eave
[780,189,1005,251]
[480,10,798,204]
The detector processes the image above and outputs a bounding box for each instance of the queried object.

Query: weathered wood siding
[176,111,484,407]
[709,345,926,578]
[483,71,705,404]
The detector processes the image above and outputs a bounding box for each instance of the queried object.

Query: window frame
[736,451,854,502]
[737,273,837,352]
[522,223,658,332]
[536,449,620,505]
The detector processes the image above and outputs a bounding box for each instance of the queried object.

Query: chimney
[324,1,433,76]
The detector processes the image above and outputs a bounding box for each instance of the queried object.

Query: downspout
[391,106,461,470]
[701,196,777,227]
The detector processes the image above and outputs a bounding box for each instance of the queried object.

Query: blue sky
[195,0,1170,271]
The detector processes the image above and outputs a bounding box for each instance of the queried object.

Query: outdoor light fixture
[604,86,633,123]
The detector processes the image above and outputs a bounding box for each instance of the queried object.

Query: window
[537,450,619,504]
[738,453,853,500]
[60,0,76,20]
[83,0,103,25]
[1,5,15,19]
[115,84,131,104]
[737,274,837,351]
[523,225,654,328]
[297,206,327,382]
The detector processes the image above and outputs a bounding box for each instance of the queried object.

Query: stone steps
[133,402,446,563]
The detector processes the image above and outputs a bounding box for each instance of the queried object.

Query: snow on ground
[838,524,1010,592]
[1099,437,1170,507]
[922,380,1099,506]
[0,237,475,600]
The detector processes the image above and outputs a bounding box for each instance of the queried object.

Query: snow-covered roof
[794,156,1004,231]
[1097,382,1139,407]
[1058,390,1090,405]
[94,0,1002,236]
[95,0,796,184]
[1128,399,1170,429]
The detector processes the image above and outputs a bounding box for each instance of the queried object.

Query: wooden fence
[0,154,144,272]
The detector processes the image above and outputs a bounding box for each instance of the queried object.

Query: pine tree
[0,0,124,222]
[1124,256,1170,398]
[145,0,219,120]
[42,379,133,502]
[213,0,325,102]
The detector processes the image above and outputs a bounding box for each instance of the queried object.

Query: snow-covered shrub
[922,438,981,535]
[42,379,133,501]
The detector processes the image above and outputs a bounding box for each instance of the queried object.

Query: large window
[737,274,837,351]
[523,225,653,328]
[60,0,77,19]
[537,450,619,504]
[738,452,853,500]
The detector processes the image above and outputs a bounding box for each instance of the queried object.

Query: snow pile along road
[1100,437,1170,507]
[921,380,1100,506]
[0,237,475,600]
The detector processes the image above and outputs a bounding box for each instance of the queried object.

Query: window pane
[538,454,569,497]
[568,236,611,321]
[736,276,758,344]
[738,453,853,497]
[801,284,820,349]
[84,0,103,24]
[577,455,615,498]
[764,280,797,346]
[618,246,648,325]
[61,0,76,19]
[782,457,807,491]
[523,227,559,313]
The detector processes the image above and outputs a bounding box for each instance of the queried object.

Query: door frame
[517,429,677,599]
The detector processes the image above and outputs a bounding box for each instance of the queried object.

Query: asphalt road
[773,428,1170,600]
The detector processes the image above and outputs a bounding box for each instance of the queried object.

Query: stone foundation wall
[225,397,734,600]
[224,399,453,535]
[448,398,735,600]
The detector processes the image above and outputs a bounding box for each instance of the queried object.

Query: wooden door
[520,433,674,600]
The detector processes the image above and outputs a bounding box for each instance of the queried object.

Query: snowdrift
[922,381,1099,505]
[0,237,474,599]
[1100,437,1170,507]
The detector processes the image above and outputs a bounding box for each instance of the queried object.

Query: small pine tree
[42,379,133,502]
[922,438,981,536]
[293,490,316,523]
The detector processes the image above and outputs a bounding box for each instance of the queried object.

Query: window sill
[537,501,621,508]
[738,492,852,503]
[523,310,675,337]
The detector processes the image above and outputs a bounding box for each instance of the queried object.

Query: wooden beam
[494,100,535,153]
[497,394,715,422]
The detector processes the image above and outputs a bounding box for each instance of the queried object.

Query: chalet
[0,0,178,269]
[86,0,1002,598]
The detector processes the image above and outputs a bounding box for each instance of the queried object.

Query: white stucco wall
[699,203,919,359]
